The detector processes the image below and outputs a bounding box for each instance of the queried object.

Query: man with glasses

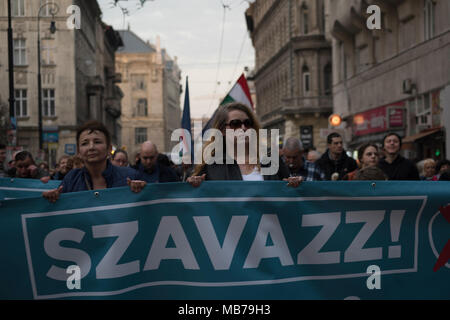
[136,141,179,183]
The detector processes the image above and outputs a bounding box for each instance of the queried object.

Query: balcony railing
[260,96,333,123]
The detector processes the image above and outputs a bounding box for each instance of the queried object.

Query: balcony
[260,96,333,123]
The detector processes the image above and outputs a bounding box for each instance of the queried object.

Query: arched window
[302,65,310,95]
[324,63,332,95]
[424,0,435,40]
[301,3,309,35]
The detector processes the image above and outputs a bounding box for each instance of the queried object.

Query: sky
[98,0,255,119]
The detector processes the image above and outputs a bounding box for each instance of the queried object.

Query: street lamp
[37,2,59,151]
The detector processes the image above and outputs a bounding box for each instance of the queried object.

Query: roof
[402,127,443,143]
[116,30,155,54]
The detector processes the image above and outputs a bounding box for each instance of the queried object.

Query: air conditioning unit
[403,79,414,94]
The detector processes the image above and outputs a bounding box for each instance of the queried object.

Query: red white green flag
[220,73,254,110]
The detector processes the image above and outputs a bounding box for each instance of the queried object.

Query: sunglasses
[226,119,253,129]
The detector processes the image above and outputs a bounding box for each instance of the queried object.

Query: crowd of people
[0,102,449,203]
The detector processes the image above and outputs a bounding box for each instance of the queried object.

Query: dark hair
[15,151,35,163]
[436,159,450,173]
[112,149,128,160]
[382,132,402,149]
[439,170,450,181]
[76,120,111,147]
[327,132,342,144]
[0,144,6,150]
[355,166,388,181]
[357,143,379,162]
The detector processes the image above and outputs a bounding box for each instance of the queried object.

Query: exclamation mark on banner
[388,210,405,258]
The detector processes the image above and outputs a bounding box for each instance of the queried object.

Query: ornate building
[115,30,181,157]
[327,0,450,160]
[246,0,332,152]
[0,0,123,166]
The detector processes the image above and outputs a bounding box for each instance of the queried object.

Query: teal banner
[0,181,449,300]
[0,177,60,200]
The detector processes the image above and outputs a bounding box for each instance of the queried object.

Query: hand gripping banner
[0,181,448,299]
[0,177,60,200]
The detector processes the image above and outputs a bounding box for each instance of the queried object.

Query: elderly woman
[344,143,380,180]
[43,121,146,202]
[187,102,302,187]
[420,158,436,180]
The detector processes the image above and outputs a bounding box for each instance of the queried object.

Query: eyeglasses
[226,119,253,130]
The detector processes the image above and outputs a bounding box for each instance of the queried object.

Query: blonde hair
[192,102,261,176]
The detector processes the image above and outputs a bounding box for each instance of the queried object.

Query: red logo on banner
[433,205,450,272]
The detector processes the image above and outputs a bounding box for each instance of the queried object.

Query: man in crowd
[316,132,358,180]
[134,141,179,183]
[0,144,6,177]
[13,151,50,180]
[282,137,324,181]
[52,155,74,180]
[378,132,419,180]
[306,150,321,163]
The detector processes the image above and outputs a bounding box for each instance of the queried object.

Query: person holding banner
[187,102,302,187]
[43,121,147,202]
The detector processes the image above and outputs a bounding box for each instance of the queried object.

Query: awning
[402,127,443,143]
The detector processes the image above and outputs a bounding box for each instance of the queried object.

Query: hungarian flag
[220,73,254,110]
[203,74,254,133]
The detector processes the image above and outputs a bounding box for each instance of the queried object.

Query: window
[302,65,310,95]
[137,98,148,117]
[301,3,309,35]
[13,39,27,66]
[132,74,147,91]
[324,63,332,95]
[41,0,56,17]
[424,0,435,40]
[12,0,25,17]
[14,89,27,117]
[135,128,147,144]
[43,89,55,116]
[42,40,55,65]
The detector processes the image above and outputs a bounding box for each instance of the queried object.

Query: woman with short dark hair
[43,121,146,202]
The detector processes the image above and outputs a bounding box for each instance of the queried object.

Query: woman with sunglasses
[187,102,302,187]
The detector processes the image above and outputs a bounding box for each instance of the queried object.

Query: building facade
[0,0,123,166]
[327,0,450,160]
[115,30,181,158]
[246,0,332,153]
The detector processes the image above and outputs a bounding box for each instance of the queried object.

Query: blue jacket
[136,162,180,183]
[60,160,142,193]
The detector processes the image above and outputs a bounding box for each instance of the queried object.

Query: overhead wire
[205,1,229,116]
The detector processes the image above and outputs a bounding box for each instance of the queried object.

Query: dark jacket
[136,162,180,183]
[199,156,290,181]
[378,155,420,180]
[316,149,358,180]
[60,160,142,193]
